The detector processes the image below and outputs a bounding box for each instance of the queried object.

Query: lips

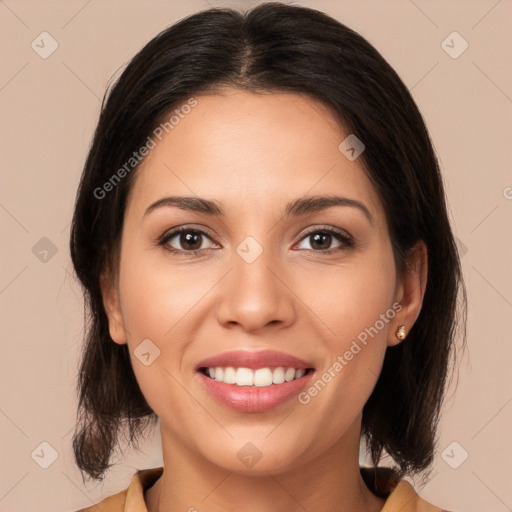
[196,349,314,370]
[196,350,316,412]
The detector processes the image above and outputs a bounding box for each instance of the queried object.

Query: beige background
[1,0,511,511]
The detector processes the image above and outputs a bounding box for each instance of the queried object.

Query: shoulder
[360,466,451,512]
[383,479,452,512]
[71,487,127,512]
[71,466,164,512]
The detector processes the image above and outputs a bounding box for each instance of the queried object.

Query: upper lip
[196,350,314,370]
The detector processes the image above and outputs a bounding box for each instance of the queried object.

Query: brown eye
[176,231,203,251]
[160,227,217,254]
[296,228,354,253]
[309,232,334,251]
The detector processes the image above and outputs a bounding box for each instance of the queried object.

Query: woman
[70,2,466,511]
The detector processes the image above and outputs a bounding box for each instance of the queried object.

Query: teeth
[235,367,254,386]
[295,369,306,379]
[203,366,309,387]
[223,366,236,384]
[214,367,224,382]
[272,367,285,384]
[254,368,273,387]
[285,368,295,382]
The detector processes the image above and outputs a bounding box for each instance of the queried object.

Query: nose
[215,243,296,333]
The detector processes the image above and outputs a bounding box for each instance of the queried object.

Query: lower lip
[198,371,314,412]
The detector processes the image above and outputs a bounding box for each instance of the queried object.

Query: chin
[198,434,312,477]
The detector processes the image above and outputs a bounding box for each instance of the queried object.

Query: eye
[159,227,218,255]
[158,225,354,256]
[295,227,354,253]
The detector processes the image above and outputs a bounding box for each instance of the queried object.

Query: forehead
[126,90,385,225]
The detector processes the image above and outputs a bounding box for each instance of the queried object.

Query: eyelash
[158,225,354,257]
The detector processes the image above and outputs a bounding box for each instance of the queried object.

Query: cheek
[116,256,204,422]
[118,250,212,340]
[297,247,397,346]
[294,245,396,417]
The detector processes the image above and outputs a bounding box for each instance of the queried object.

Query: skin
[101,89,427,512]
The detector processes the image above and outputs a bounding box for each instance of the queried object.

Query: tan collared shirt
[74,466,450,511]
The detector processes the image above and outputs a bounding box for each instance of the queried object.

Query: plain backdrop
[1,1,511,511]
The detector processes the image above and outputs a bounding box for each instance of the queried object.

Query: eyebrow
[144,195,374,224]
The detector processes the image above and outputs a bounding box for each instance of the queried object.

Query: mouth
[195,350,316,412]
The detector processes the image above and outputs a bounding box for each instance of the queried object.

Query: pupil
[311,232,330,250]
[182,232,201,250]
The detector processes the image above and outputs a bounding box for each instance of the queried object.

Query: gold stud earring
[395,325,407,341]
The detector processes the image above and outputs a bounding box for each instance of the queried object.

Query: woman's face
[102,89,423,475]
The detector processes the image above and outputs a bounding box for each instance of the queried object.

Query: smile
[196,349,316,412]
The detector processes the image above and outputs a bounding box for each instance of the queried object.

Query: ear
[389,240,428,347]
[99,268,128,345]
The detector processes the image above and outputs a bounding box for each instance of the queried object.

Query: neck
[145,421,385,512]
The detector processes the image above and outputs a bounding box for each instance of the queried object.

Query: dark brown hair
[70,2,466,484]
